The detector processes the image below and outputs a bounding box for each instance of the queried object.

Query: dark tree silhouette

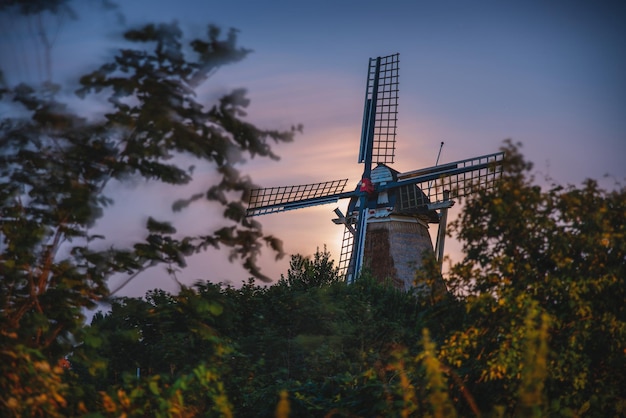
[0,18,295,361]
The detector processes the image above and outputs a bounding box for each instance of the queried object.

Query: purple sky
[2,0,625,296]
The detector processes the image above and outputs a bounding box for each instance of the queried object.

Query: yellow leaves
[100,391,117,413]
[1,330,18,339]
[440,327,479,369]
[6,397,19,409]
[577,400,591,415]
[33,361,51,373]
[421,329,457,418]
[214,394,233,418]
[205,369,217,383]
[117,389,131,409]
[78,401,89,414]
[275,390,290,418]
[572,371,588,391]
[576,304,592,318]
[214,342,230,357]
[482,363,507,381]
[384,352,418,418]
[148,379,161,396]
[504,262,515,274]
[600,232,610,247]
[1,347,68,417]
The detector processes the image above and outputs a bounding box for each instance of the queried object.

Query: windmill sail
[246,179,349,216]
[347,53,401,283]
[337,222,355,278]
[395,152,504,211]
[358,53,399,166]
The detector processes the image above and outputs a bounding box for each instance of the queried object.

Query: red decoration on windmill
[359,178,374,194]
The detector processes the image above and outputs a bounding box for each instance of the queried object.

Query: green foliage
[6,145,626,416]
[442,140,626,416]
[63,281,236,416]
[1,15,294,363]
[70,248,436,416]
[281,245,341,289]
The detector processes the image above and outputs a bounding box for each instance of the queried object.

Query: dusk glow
[2,0,624,296]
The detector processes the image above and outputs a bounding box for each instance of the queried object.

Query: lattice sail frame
[337,220,355,278]
[397,152,504,210]
[359,53,399,165]
[246,179,348,216]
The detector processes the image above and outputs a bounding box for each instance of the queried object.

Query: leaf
[208,302,223,316]
[148,380,160,396]
[146,217,176,234]
[171,192,204,212]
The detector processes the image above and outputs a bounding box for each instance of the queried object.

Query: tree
[0,15,295,365]
[440,141,626,416]
[74,249,438,416]
[281,245,341,289]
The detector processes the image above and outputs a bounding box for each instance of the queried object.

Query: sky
[1,0,625,297]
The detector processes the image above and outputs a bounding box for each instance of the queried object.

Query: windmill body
[247,54,504,293]
[351,163,446,294]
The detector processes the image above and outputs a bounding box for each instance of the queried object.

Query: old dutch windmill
[247,54,503,293]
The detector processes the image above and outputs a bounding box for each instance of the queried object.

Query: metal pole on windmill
[435,189,450,273]
[432,142,448,273]
[428,141,450,273]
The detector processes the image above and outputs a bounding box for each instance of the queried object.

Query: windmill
[246,53,503,293]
